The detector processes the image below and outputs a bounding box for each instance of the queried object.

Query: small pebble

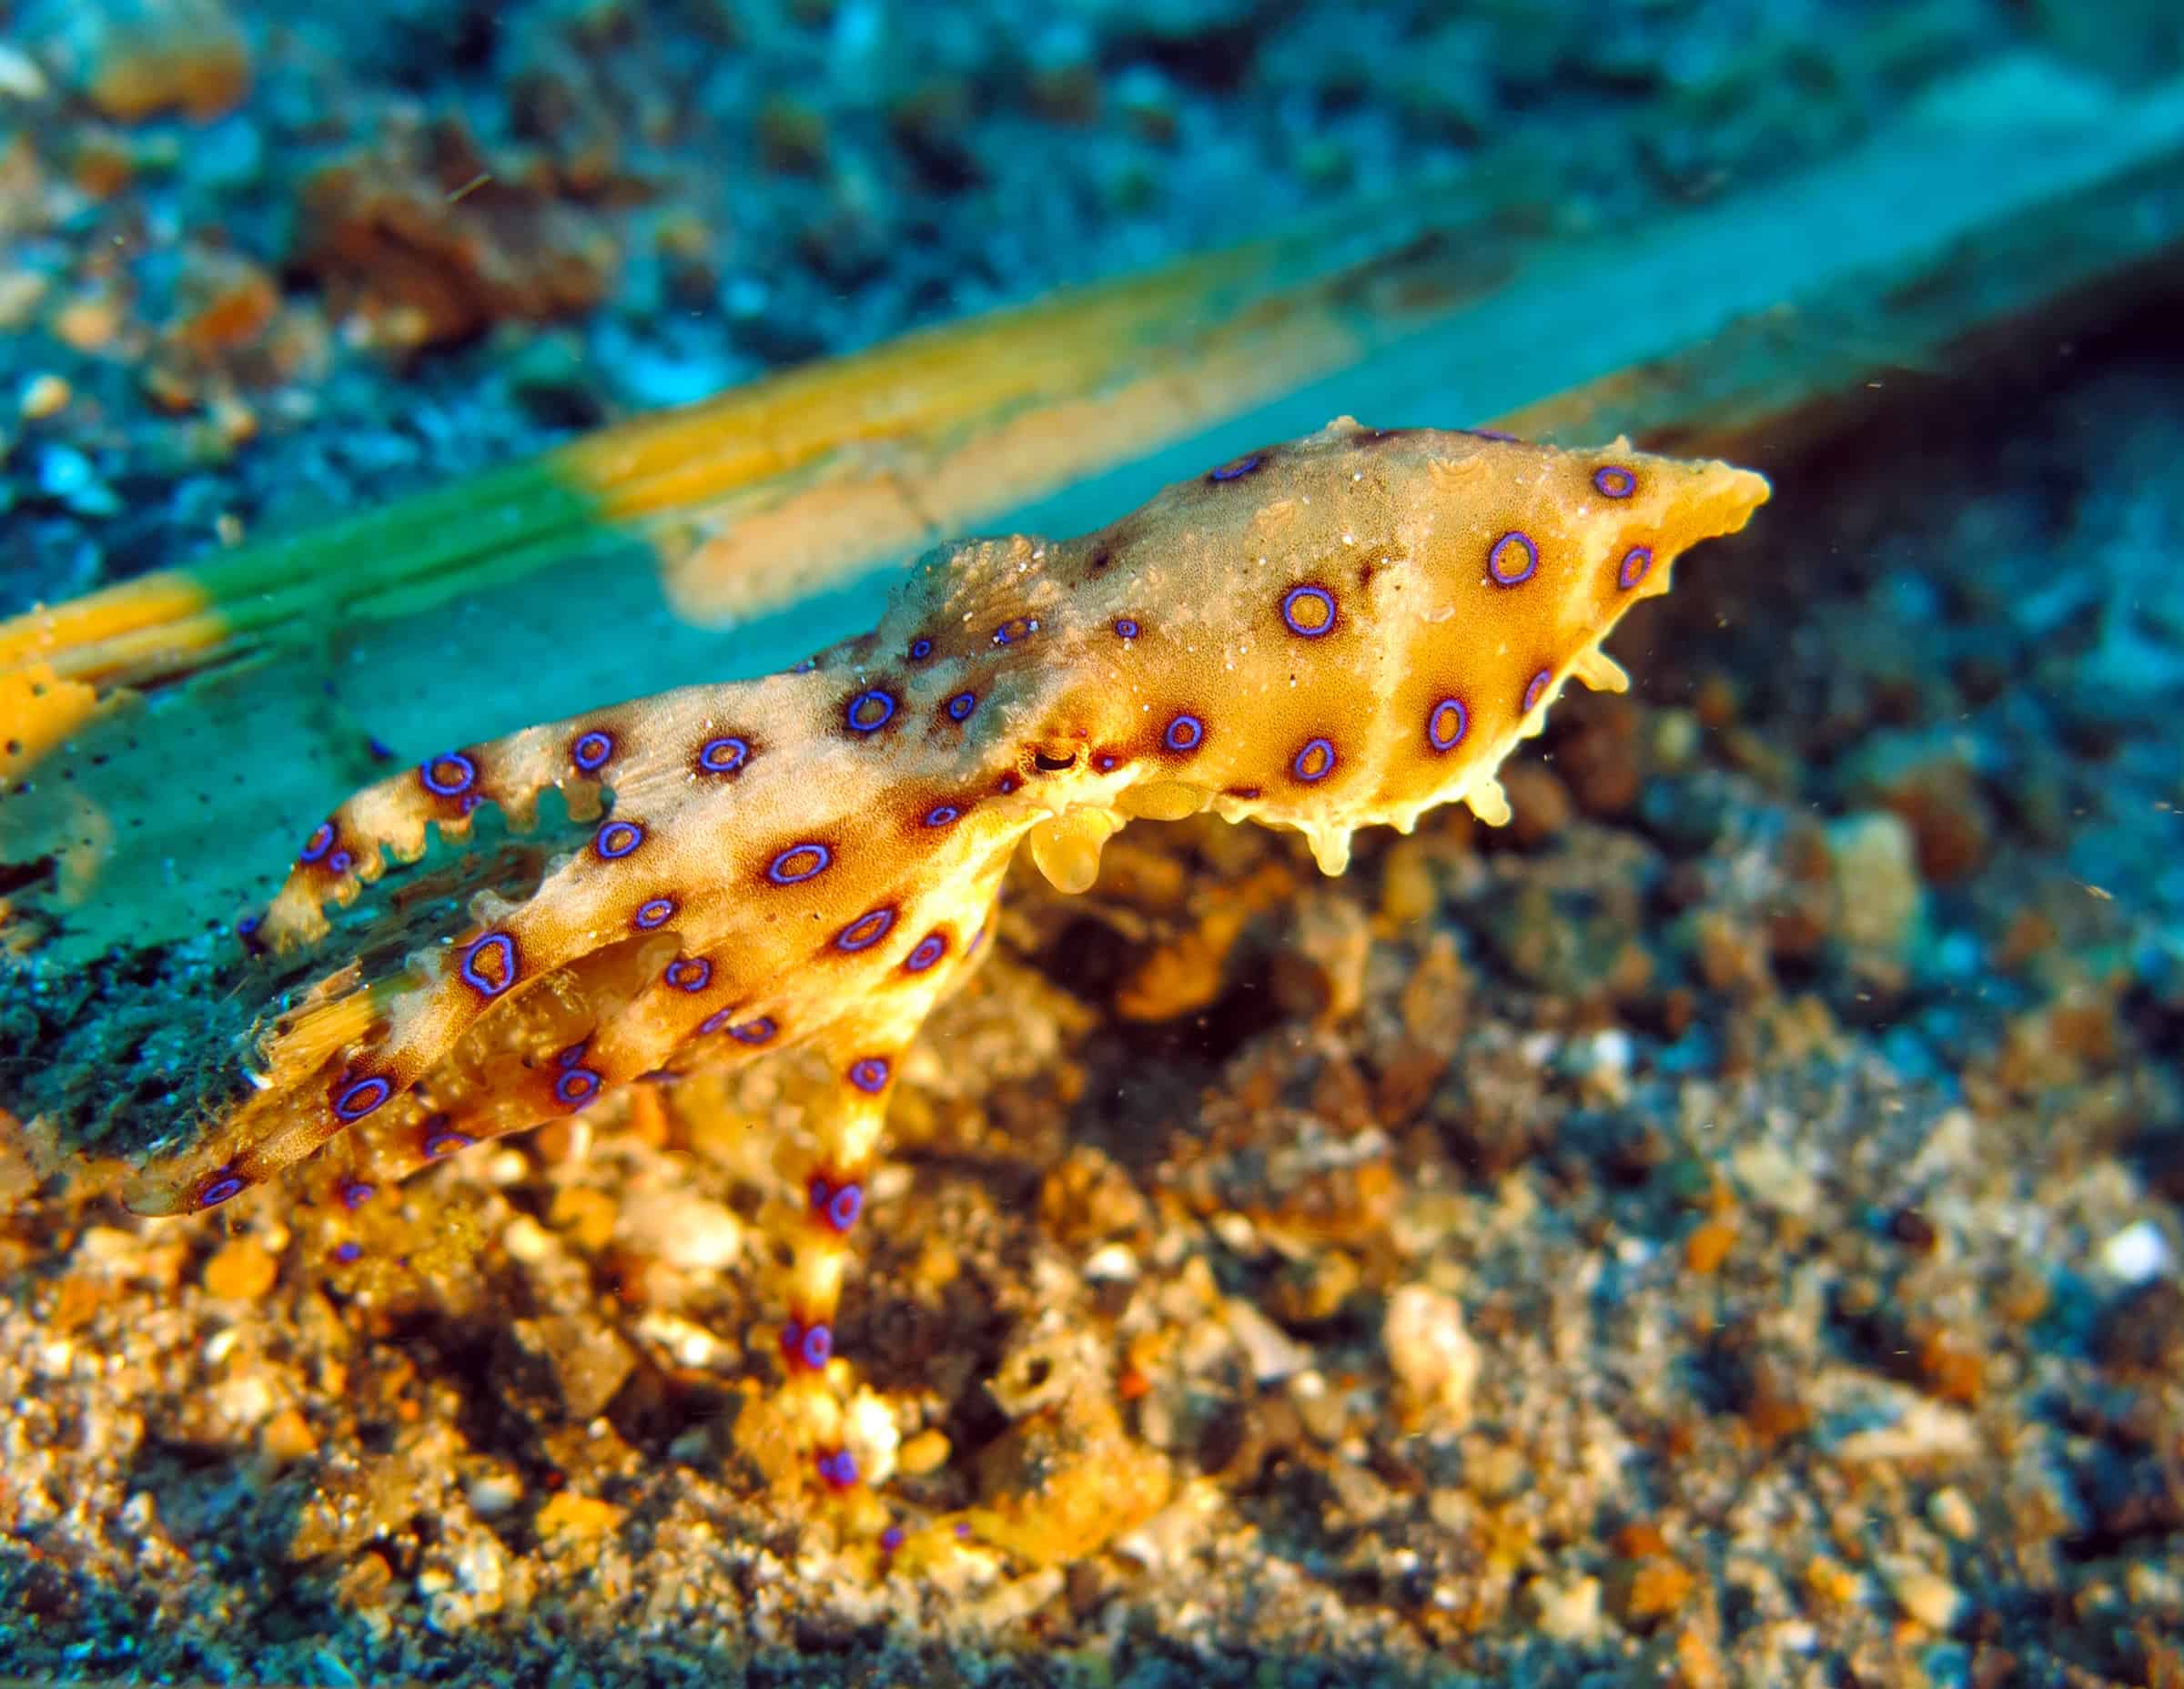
[202,1237,278,1300]
[1882,1559,1965,1632]
[18,373,69,420]
[1383,1283,1479,1421]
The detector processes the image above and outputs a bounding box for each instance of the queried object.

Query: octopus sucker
[129,417,1768,1501]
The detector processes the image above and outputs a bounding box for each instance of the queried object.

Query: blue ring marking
[339,1179,377,1210]
[1592,464,1636,499]
[1291,737,1337,783]
[698,1007,734,1036]
[946,691,977,723]
[835,907,895,953]
[554,1067,602,1107]
[595,819,643,859]
[848,1056,891,1094]
[333,1240,363,1264]
[327,850,354,875]
[633,895,676,930]
[1113,617,1139,640]
[905,932,948,973]
[1487,531,1539,586]
[697,735,750,774]
[556,1040,589,1069]
[728,1016,777,1045]
[798,1323,833,1370]
[923,803,961,828]
[1428,696,1469,753]
[908,636,934,662]
[1209,452,1263,482]
[1280,584,1337,638]
[809,1173,865,1233]
[767,842,832,885]
[665,957,713,993]
[572,730,614,773]
[460,792,484,814]
[1618,545,1653,590]
[333,1077,390,1121]
[996,772,1021,794]
[844,688,897,733]
[1523,669,1552,713]
[459,931,518,998]
[992,616,1039,647]
[816,1449,859,1488]
[196,1170,246,1209]
[420,752,477,796]
[299,821,337,865]
[1164,713,1205,753]
[1093,752,1121,773]
[423,1128,475,1158]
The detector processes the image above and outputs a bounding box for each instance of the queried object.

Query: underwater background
[1,0,2181,1683]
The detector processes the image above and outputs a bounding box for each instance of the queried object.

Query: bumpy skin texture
[130,418,1767,1477]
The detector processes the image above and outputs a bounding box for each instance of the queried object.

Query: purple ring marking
[196,1171,245,1209]
[1164,713,1205,753]
[557,1040,588,1069]
[299,821,337,865]
[698,1008,734,1036]
[848,1056,891,1094]
[1094,752,1122,773]
[996,772,1021,794]
[459,931,518,998]
[332,1240,363,1264]
[572,731,613,773]
[881,1525,905,1553]
[1592,464,1636,499]
[728,1016,778,1046]
[1487,531,1539,586]
[327,850,354,875]
[781,1319,833,1371]
[817,1448,859,1488]
[423,1128,476,1158]
[1522,669,1552,713]
[595,819,643,860]
[905,932,948,973]
[339,1179,377,1210]
[1113,617,1140,640]
[1618,545,1653,590]
[923,804,961,828]
[697,735,750,775]
[420,752,477,796]
[827,1184,864,1232]
[633,895,676,931]
[946,691,977,723]
[844,688,897,733]
[1209,453,1263,482]
[992,616,1040,647]
[664,956,713,993]
[1280,584,1337,638]
[835,907,895,953]
[333,1077,390,1121]
[1428,696,1469,753]
[1291,737,1336,783]
[908,637,934,662]
[554,1067,602,1107]
[767,843,832,885]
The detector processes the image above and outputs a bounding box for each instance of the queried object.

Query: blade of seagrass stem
[2,52,2180,966]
